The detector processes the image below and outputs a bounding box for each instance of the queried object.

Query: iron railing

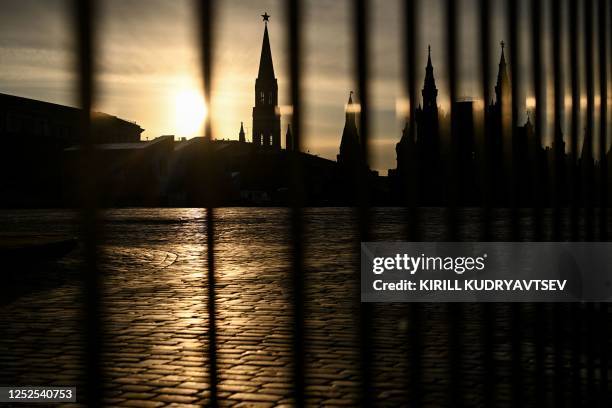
[70,0,610,406]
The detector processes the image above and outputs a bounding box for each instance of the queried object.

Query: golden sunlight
[526,96,536,109]
[175,89,207,137]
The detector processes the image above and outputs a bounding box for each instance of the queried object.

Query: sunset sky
[0,0,608,172]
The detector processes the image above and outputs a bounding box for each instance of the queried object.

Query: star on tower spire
[261,12,270,23]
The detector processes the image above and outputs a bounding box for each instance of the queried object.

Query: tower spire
[499,41,507,70]
[346,91,357,126]
[422,46,438,110]
[252,12,281,148]
[495,40,510,104]
[257,14,275,80]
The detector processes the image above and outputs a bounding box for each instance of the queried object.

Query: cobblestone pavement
[0,208,610,407]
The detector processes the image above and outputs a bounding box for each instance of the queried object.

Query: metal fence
[72,0,609,406]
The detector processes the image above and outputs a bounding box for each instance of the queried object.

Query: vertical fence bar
[585,2,595,241]
[552,0,563,240]
[599,301,609,404]
[530,0,546,405]
[73,0,102,405]
[479,2,492,240]
[598,0,608,239]
[600,2,612,402]
[507,0,524,406]
[551,0,563,238]
[597,0,608,404]
[402,0,422,404]
[478,0,496,405]
[570,0,580,241]
[197,1,219,405]
[286,0,306,406]
[530,0,543,243]
[508,0,520,242]
[551,0,565,404]
[569,0,582,402]
[583,1,596,405]
[402,7,419,239]
[444,0,463,405]
[353,0,373,405]
[445,0,458,242]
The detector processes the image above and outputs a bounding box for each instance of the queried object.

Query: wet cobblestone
[0,208,610,406]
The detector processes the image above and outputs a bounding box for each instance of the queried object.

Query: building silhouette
[5,9,612,208]
[415,46,443,203]
[252,13,281,149]
[416,46,440,160]
[335,91,379,203]
[389,42,577,206]
[391,47,443,204]
[0,92,143,207]
[486,42,513,203]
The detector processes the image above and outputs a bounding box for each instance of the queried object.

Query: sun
[175,89,207,137]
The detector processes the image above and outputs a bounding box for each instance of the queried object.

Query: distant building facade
[63,136,173,206]
[0,92,144,206]
[0,92,143,146]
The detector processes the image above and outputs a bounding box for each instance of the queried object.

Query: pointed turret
[494,41,511,105]
[239,122,246,143]
[422,45,438,110]
[415,46,439,145]
[486,41,513,205]
[338,91,361,167]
